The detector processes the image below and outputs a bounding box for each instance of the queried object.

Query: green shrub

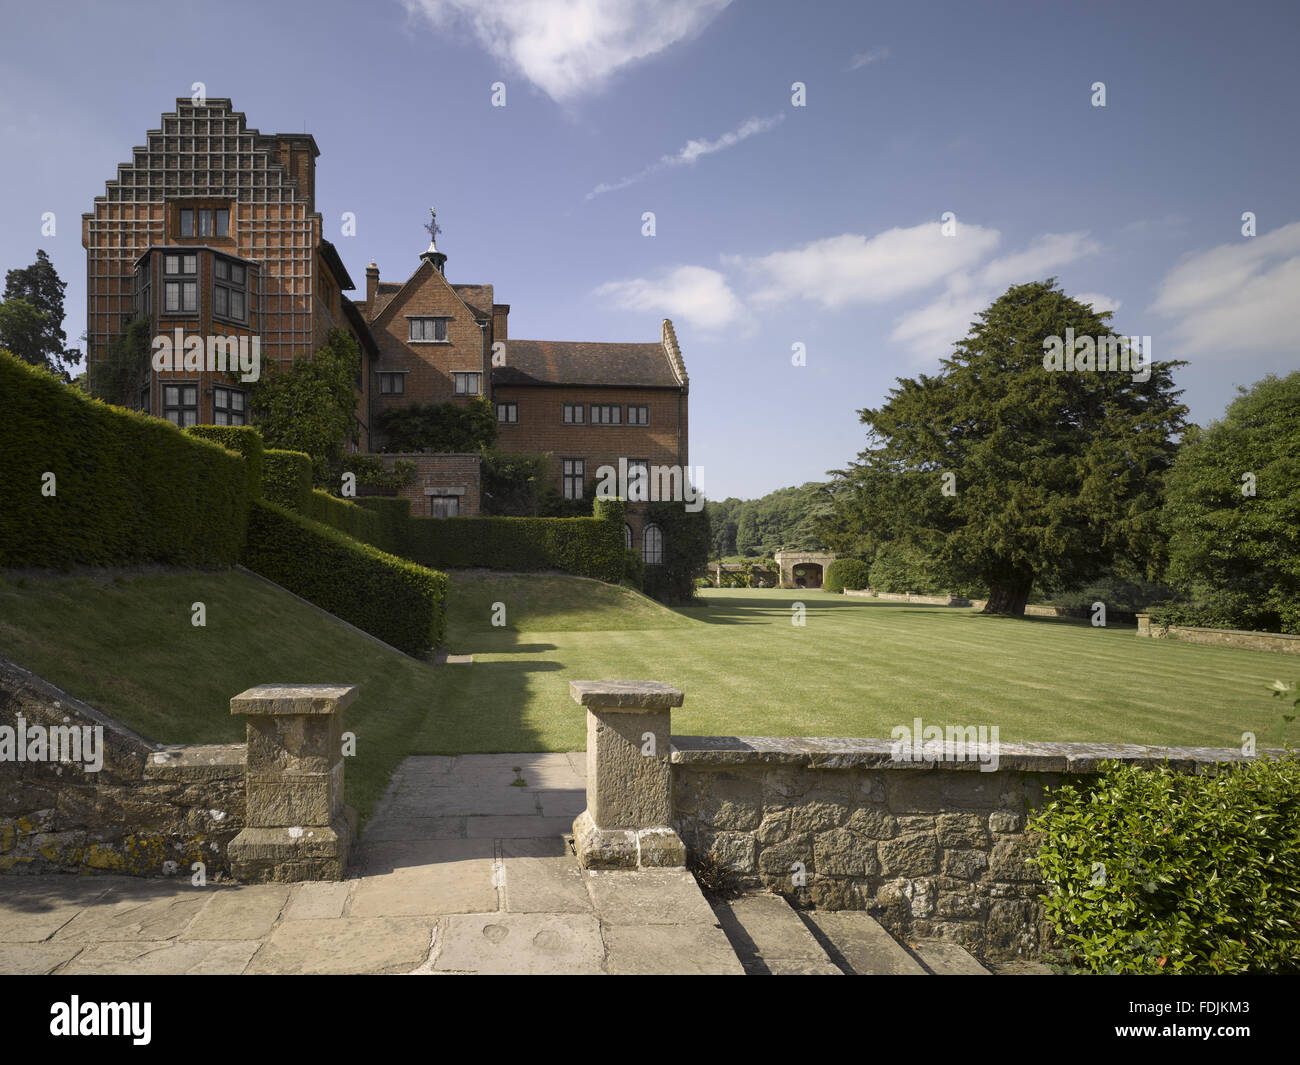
[376,398,497,453]
[825,558,871,593]
[262,449,312,511]
[868,542,948,595]
[242,499,446,654]
[340,453,415,493]
[592,496,626,525]
[304,489,381,546]
[640,501,711,605]
[623,549,645,590]
[405,516,622,581]
[1029,757,1300,974]
[1146,600,1264,633]
[0,349,247,568]
[184,425,264,501]
[355,496,412,556]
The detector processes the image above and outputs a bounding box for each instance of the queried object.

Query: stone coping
[143,743,246,781]
[1135,615,1300,642]
[230,684,359,716]
[668,735,1285,773]
[570,680,684,710]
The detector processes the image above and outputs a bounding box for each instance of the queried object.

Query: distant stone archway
[774,551,837,589]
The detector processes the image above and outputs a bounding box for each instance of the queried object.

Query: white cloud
[739,222,1001,309]
[888,231,1104,361]
[1073,292,1122,313]
[848,46,889,70]
[1150,222,1300,354]
[404,0,731,103]
[586,113,784,199]
[595,265,746,331]
[978,231,1100,289]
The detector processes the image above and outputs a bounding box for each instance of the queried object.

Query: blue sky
[1,0,1297,499]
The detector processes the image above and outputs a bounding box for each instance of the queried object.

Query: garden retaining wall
[1135,614,1300,654]
[0,656,245,877]
[670,736,1257,959]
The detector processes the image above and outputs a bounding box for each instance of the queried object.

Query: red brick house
[85,98,692,564]
[83,98,376,442]
[358,234,691,548]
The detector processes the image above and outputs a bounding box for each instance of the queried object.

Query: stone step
[711,894,842,975]
[798,911,928,975]
[910,937,992,975]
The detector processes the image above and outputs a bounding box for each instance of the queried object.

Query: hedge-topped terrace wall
[404,513,624,582]
[242,499,447,654]
[0,351,248,568]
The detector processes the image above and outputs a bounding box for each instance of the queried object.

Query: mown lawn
[0,571,1287,821]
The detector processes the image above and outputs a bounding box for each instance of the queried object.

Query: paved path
[0,753,742,975]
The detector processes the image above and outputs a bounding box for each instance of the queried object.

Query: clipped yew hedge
[184,425,264,500]
[0,351,247,568]
[304,489,382,546]
[406,515,623,581]
[262,448,312,511]
[355,496,412,556]
[825,558,871,593]
[243,500,446,654]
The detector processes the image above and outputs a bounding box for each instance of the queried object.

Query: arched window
[642,523,664,565]
[624,523,633,551]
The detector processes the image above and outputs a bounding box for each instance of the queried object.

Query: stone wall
[670,735,1256,960]
[1136,614,1300,654]
[0,657,245,878]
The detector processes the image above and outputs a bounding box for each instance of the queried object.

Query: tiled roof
[452,284,494,320]
[493,338,682,389]
[371,281,402,317]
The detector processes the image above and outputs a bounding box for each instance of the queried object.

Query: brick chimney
[269,134,319,214]
[492,303,509,341]
[366,262,379,315]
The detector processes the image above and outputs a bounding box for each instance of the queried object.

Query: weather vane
[424,207,440,244]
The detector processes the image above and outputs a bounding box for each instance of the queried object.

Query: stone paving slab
[63,939,262,975]
[713,894,842,975]
[464,815,573,839]
[0,878,115,942]
[359,815,468,841]
[912,938,992,975]
[801,911,927,975]
[351,841,497,918]
[181,884,290,941]
[603,924,745,975]
[284,881,353,921]
[52,888,209,943]
[247,917,436,975]
[434,913,604,974]
[583,869,718,925]
[504,856,593,914]
[0,942,85,975]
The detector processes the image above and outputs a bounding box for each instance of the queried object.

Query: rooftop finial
[424,206,441,251]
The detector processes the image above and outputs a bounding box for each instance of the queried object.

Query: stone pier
[227,684,358,882]
[570,680,686,869]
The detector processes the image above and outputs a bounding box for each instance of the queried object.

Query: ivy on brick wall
[376,398,497,454]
